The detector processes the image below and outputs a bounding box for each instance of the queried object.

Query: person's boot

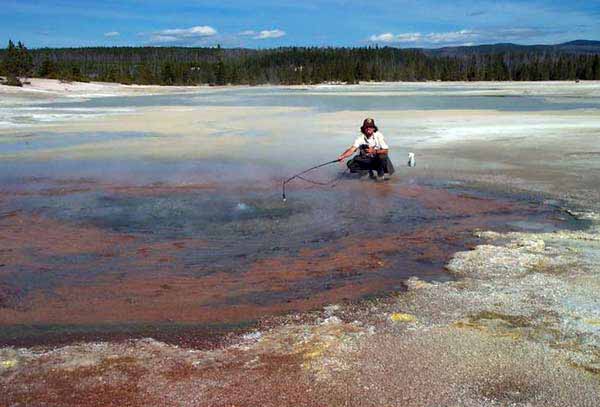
[368,170,376,180]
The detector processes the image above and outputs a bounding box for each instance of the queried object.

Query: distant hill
[423,40,600,57]
[556,40,600,53]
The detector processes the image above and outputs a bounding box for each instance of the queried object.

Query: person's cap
[361,117,378,133]
[362,118,376,129]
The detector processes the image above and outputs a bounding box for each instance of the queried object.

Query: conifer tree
[38,58,57,78]
[214,59,226,85]
[160,62,175,85]
[17,41,33,79]
[2,40,22,86]
[137,63,155,85]
[593,55,600,80]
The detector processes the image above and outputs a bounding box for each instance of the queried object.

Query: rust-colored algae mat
[0,175,575,348]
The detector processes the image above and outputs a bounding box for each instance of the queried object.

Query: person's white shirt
[352,131,389,150]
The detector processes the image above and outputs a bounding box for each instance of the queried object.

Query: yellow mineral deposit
[1,360,17,369]
[390,313,417,323]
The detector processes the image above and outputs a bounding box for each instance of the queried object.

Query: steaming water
[0,82,597,346]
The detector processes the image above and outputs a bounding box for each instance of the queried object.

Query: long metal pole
[282,159,341,201]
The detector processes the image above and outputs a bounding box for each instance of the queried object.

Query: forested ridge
[1,41,600,86]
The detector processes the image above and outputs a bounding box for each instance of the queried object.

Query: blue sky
[1,0,599,49]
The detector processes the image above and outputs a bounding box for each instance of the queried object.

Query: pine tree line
[0,40,33,86]
[2,41,600,86]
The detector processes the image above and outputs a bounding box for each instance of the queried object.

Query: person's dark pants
[347,154,395,177]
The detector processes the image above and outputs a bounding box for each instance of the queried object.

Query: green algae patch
[471,311,533,328]
[98,356,138,370]
[452,312,537,341]
[533,257,579,276]
[453,321,524,341]
[570,360,600,376]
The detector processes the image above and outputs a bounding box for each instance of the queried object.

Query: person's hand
[337,154,346,162]
[367,147,376,155]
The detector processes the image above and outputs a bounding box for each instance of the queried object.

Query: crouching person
[338,118,395,180]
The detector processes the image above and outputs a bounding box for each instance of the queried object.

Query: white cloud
[148,25,217,43]
[239,28,286,40]
[428,29,475,43]
[394,33,424,42]
[158,25,217,37]
[254,29,286,40]
[104,31,120,37]
[368,27,563,47]
[151,35,178,43]
[369,33,398,42]
[370,30,476,45]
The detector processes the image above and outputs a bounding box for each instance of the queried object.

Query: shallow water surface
[0,169,582,347]
[31,86,600,113]
[0,82,596,347]
[2,83,600,128]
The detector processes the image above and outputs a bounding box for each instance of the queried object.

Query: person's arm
[366,147,389,155]
[369,133,389,155]
[377,148,389,155]
[338,146,357,161]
